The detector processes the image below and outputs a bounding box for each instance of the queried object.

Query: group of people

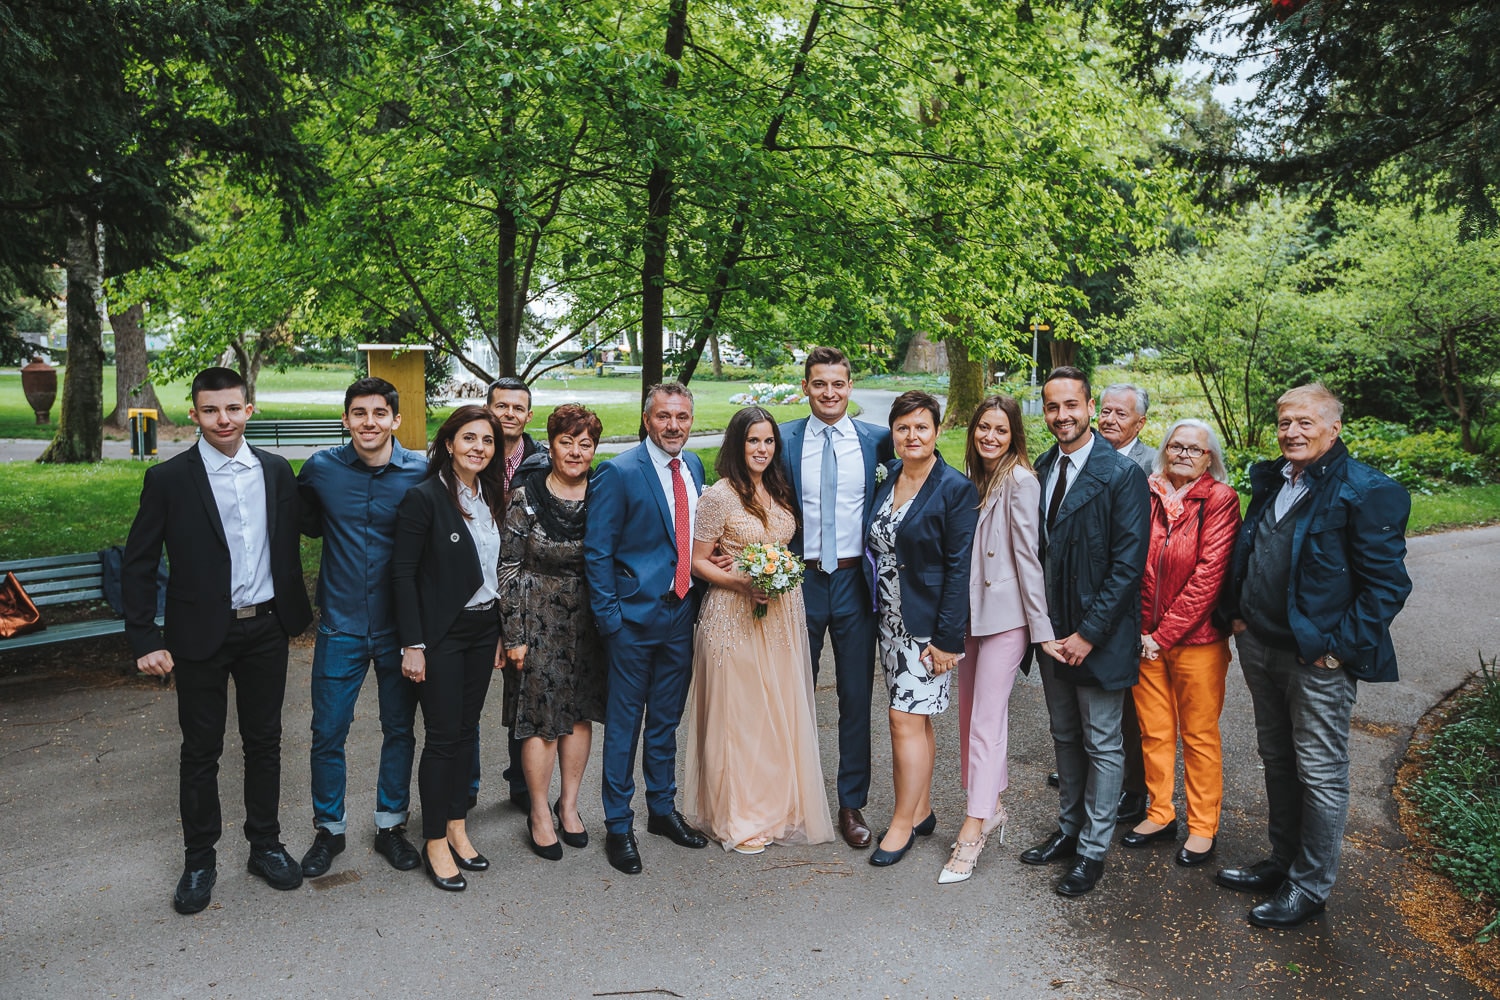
[122,346,1411,933]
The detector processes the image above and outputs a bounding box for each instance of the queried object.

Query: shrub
[1409,654,1500,941]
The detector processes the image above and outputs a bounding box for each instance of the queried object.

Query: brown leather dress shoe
[838,807,872,849]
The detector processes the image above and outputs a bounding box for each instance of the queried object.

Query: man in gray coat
[1020,367,1150,897]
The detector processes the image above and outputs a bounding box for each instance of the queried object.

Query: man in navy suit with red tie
[584,382,710,874]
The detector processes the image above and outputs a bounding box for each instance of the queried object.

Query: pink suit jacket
[968,466,1054,642]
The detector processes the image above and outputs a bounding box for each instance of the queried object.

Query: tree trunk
[709,332,722,377]
[104,303,173,428]
[942,329,986,430]
[38,210,105,464]
[639,0,688,412]
[1048,338,1077,370]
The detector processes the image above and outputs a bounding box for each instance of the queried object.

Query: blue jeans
[310,625,419,834]
[1236,630,1358,902]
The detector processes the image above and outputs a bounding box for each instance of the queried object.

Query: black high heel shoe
[869,829,917,867]
[423,846,466,891]
[554,798,589,849]
[448,843,489,871]
[527,816,563,861]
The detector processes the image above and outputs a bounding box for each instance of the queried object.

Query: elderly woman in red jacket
[1120,418,1242,867]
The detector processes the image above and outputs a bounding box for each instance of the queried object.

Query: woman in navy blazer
[939,396,1054,884]
[392,405,507,891]
[864,391,979,867]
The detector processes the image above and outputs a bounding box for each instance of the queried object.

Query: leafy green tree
[0,1,353,462]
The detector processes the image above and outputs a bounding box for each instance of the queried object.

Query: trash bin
[128,408,158,460]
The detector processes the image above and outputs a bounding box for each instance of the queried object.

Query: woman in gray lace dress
[499,404,606,861]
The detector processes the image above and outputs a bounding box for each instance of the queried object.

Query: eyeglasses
[1165,443,1206,458]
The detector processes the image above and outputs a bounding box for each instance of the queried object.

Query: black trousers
[417,607,499,840]
[1122,693,1147,798]
[173,613,289,867]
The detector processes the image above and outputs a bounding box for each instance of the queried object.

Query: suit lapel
[1052,441,1109,527]
[784,418,805,501]
[637,446,676,541]
[187,445,230,550]
[855,421,880,512]
[901,455,946,527]
[252,446,278,542]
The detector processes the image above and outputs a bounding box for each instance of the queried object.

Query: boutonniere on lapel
[875,464,889,484]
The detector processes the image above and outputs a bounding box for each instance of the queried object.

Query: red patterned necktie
[670,457,691,599]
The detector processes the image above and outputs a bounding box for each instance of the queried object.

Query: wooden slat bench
[240,419,350,447]
[0,552,151,651]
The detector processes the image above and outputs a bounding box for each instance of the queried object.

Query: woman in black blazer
[864,391,979,867]
[392,405,507,891]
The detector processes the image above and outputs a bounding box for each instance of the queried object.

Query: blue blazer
[864,453,979,654]
[583,442,706,637]
[780,415,894,557]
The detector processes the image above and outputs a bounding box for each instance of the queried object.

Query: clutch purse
[0,570,44,639]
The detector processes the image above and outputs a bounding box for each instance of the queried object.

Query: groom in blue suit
[584,382,711,874]
[780,346,893,849]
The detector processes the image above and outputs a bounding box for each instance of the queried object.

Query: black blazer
[1032,435,1150,690]
[122,442,312,662]
[390,475,492,649]
[864,453,979,654]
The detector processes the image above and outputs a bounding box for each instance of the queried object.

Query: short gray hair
[643,381,694,413]
[1100,383,1149,417]
[1154,418,1228,482]
[1277,383,1343,423]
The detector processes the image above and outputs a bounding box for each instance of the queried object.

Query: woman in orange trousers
[1121,418,1242,867]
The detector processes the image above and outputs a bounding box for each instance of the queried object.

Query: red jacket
[1139,475,1242,649]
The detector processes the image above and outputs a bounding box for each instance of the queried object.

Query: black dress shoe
[509,787,532,813]
[173,866,216,915]
[1056,857,1105,897]
[646,810,709,848]
[1215,859,1289,893]
[869,829,916,867]
[422,847,466,891]
[1020,830,1079,866]
[1116,791,1149,825]
[1120,819,1178,848]
[373,825,422,871]
[299,828,345,878]
[605,832,643,874]
[526,817,563,861]
[1176,840,1216,867]
[554,798,588,849]
[1046,771,1060,788]
[1248,881,1326,928]
[449,843,491,871]
[913,812,938,837]
[247,846,303,890]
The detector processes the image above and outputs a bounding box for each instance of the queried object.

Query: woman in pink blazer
[940,395,1054,885]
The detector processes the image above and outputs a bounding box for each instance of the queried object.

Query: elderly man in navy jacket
[1218,383,1411,928]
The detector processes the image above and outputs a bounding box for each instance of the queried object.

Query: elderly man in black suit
[1020,366,1150,897]
[123,366,313,915]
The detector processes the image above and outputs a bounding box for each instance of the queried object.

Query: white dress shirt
[455,478,501,607]
[1043,430,1097,513]
[1274,462,1312,522]
[1115,437,1140,455]
[644,437,698,541]
[197,437,275,609]
[800,415,866,561]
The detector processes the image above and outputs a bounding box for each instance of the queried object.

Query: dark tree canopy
[1106,1,1500,233]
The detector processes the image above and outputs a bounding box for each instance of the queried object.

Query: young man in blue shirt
[297,377,430,876]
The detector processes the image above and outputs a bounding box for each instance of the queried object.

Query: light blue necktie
[820,425,839,573]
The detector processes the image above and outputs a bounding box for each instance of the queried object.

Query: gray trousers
[1039,657,1125,861]
[1236,630,1358,902]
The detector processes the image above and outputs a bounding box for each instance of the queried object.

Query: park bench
[604,364,643,377]
[0,552,157,651]
[239,419,350,447]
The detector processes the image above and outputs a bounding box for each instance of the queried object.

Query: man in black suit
[1020,366,1150,897]
[123,366,314,915]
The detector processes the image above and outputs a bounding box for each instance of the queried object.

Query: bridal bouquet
[734,542,805,619]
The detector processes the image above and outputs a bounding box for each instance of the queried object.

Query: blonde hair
[1277,383,1343,423]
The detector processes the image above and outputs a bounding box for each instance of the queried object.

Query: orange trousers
[1132,639,1231,838]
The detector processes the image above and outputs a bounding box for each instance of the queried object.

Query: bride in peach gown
[684,407,835,854]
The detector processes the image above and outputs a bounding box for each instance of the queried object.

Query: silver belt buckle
[235,605,257,619]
